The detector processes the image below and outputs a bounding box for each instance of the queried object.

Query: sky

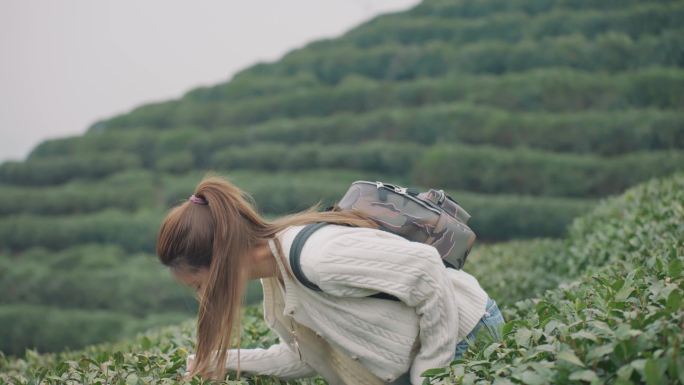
[0,0,420,163]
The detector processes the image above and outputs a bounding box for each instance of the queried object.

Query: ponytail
[188,174,256,380]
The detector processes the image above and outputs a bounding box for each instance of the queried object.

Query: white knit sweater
[208,224,489,385]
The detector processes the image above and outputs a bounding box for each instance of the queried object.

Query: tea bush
[1,173,680,384]
[31,106,683,160]
[0,304,189,357]
[0,169,594,254]
[99,67,684,130]
[414,144,684,197]
[254,29,684,83]
[465,239,567,309]
[422,172,684,384]
[0,153,141,186]
[0,305,327,385]
[348,2,684,46]
[2,0,683,373]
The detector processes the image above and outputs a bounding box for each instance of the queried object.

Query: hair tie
[189,194,208,205]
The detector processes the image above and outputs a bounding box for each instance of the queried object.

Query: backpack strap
[289,222,400,302]
[289,222,330,292]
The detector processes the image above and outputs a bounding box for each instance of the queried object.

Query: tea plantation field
[3,0,684,355]
[2,173,681,384]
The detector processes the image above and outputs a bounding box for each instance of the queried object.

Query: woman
[156,173,505,385]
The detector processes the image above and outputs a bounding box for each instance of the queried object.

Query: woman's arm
[307,227,459,385]
[186,342,317,380]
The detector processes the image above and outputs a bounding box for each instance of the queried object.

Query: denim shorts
[454,297,505,359]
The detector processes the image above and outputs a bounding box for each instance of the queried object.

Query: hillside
[1,0,684,355]
[2,172,681,384]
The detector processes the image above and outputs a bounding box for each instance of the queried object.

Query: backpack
[289,180,476,302]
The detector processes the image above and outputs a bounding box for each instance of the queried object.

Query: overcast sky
[0,0,420,163]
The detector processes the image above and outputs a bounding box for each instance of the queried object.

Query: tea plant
[422,173,684,384]
[1,173,682,384]
[0,305,327,384]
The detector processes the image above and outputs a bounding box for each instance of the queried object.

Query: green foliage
[0,169,594,255]
[348,2,683,47]
[0,208,162,253]
[33,106,684,160]
[255,29,684,83]
[1,173,681,384]
[94,67,684,130]
[450,191,594,241]
[0,153,141,186]
[0,241,264,356]
[2,0,684,367]
[426,173,684,384]
[0,306,327,385]
[210,141,423,174]
[0,304,189,356]
[415,145,684,197]
[409,0,678,19]
[0,169,159,215]
[184,72,321,103]
[464,239,568,309]
[209,142,684,197]
[236,104,684,156]
[0,245,194,315]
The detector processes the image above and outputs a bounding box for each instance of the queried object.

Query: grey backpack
[289,180,476,302]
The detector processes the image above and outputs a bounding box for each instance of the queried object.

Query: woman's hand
[184,353,196,377]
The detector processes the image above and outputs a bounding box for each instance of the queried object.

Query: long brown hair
[156,171,379,381]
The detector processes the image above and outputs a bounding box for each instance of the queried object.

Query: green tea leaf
[666,290,682,312]
[515,328,532,348]
[570,330,597,342]
[586,344,614,360]
[557,350,585,367]
[519,370,549,385]
[644,359,666,385]
[569,369,599,382]
[668,258,682,277]
[420,367,446,377]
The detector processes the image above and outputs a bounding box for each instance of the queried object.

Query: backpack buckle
[375,181,407,194]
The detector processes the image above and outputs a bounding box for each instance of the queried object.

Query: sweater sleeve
[309,227,459,385]
[186,342,317,380]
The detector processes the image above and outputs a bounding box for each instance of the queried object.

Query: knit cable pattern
[313,229,459,385]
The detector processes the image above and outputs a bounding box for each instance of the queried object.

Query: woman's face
[172,267,209,299]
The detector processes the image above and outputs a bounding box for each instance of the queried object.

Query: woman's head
[155,172,379,381]
[156,172,261,380]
